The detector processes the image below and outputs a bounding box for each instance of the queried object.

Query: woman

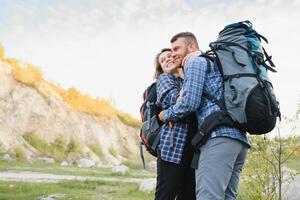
[154,48,197,200]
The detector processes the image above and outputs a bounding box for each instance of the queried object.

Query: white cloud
[0,0,299,119]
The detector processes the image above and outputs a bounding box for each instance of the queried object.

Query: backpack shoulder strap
[199,52,213,73]
[143,82,157,101]
[140,82,157,119]
[198,54,226,111]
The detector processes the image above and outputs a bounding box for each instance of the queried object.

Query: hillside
[0,46,141,165]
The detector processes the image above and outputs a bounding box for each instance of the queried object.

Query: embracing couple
[153,32,250,200]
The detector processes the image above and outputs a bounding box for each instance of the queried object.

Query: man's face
[171,37,189,68]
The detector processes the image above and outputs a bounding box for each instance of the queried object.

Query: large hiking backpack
[192,20,281,149]
[139,82,162,167]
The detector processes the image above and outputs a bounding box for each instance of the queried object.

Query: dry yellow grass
[61,87,116,118]
[5,57,43,88]
[0,43,4,60]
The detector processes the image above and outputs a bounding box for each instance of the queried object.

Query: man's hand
[176,89,183,102]
[182,50,202,67]
[158,110,165,122]
[158,110,174,128]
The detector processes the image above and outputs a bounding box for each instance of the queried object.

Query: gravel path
[1,171,298,199]
[0,171,154,184]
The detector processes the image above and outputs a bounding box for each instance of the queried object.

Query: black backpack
[191,21,281,150]
[139,82,162,168]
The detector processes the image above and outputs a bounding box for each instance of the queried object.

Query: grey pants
[195,137,248,200]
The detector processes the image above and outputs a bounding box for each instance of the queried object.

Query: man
[158,32,250,200]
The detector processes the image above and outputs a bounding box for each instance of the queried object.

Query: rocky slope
[0,60,140,165]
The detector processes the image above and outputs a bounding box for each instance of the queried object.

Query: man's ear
[187,43,196,53]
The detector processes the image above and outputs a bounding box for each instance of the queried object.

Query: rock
[136,169,152,177]
[95,162,103,168]
[147,160,157,171]
[280,167,299,200]
[112,165,129,175]
[100,164,114,168]
[283,173,300,200]
[0,62,140,166]
[2,154,15,162]
[77,158,95,168]
[36,157,55,163]
[139,178,156,192]
[60,159,72,166]
[37,194,65,200]
[0,63,15,99]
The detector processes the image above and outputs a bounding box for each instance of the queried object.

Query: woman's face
[158,51,176,74]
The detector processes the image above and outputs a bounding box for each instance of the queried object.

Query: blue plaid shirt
[163,57,250,147]
[156,73,192,164]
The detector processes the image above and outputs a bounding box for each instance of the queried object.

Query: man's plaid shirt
[156,73,192,164]
[163,57,250,147]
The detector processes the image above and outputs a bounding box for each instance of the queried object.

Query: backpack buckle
[210,42,226,50]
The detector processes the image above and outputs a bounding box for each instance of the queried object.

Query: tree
[240,116,299,200]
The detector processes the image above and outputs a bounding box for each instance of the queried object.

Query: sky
[0,0,299,119]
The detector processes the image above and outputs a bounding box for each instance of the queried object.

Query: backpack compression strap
[139,141,146,169]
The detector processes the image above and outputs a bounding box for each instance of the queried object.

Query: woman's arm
[156,73,180,109]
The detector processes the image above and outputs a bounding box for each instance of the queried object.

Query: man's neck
[172,68,184,79]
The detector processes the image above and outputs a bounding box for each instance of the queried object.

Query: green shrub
[109,147,117,157]
[66,137,82,154]
[116,112,141,128]
[89,144,104,160]
[23,131,48,155]
[14,146,26,160]
[51,135,66,151]
[50,135,67,161]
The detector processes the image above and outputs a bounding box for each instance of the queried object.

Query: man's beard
[173,59,183,68]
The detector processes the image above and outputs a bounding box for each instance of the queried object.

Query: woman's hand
[182,50,202,67]
[176,89,183,102]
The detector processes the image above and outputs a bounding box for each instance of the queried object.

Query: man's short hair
[170,32,199,49]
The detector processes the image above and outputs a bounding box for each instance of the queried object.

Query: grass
[22,131,48,155]
[66,137,82,155]
[0,180,154,200]
[14,146,26,160]
[89,144,105,161]
[108,147,117,158]
[0,160,155,179]
[116,112,141,128]
[50,135,67,161]
[237,180,248,200]
[288,159,300,173]
[22,132,84,161]
[122,152,156,171]
[0,159,156,199]
[287,152,300,173]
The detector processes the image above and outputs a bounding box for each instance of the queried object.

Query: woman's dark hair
[154,48,171,79]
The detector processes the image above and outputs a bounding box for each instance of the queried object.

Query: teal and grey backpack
[192,20,281,149]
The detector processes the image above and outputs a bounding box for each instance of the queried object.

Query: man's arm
[160,57,208,122]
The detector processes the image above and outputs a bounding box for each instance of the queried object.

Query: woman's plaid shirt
[156,73,192,164]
